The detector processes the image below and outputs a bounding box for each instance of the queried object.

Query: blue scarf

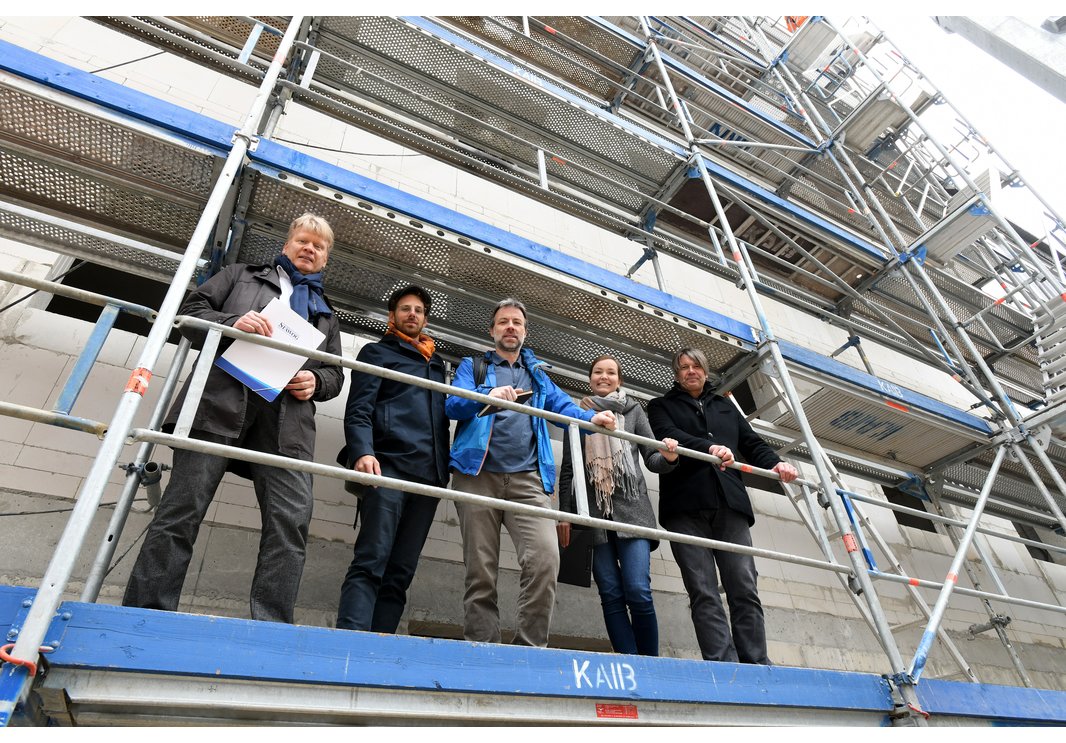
[273,255,332,320]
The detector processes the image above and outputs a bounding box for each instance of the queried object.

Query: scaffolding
[2,15,1066,725]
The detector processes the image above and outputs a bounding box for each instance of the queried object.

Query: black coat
[337,333,450,487]
[647,382,780,525]
[163,263,343,465]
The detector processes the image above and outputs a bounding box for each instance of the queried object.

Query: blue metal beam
[4,586,1066,725]
[0,587,891,715]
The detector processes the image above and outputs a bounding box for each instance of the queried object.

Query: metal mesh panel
[312,17,680,207]
[92,17,268,81]
[174,16,285,59]
[237,170,751,395]
[0,206,185,280]
[942,459,1066,520]
[0,149,202,245]
[441,17,636,100]
[0,86,216,195]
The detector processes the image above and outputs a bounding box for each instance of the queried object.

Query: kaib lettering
[572,659,637,691]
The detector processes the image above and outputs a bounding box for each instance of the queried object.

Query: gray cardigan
[558,397,676,549]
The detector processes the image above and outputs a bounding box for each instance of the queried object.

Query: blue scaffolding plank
[0,40,231,158]
[0,587,889,720]
[3,586,1065,725]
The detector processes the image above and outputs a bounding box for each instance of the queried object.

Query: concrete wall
[1,16,1065,692]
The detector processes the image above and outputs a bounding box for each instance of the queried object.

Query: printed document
[215,297,325,401]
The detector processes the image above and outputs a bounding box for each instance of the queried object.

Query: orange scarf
[386,321,436,361]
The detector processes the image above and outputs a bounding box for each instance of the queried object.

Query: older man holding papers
[123,213,343,623]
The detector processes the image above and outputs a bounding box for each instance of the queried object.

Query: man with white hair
[123,213,344,624]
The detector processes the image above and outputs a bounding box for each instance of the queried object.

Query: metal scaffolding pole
[0,16,306,725]
[907,448,1007,682]
[637,16,926,725]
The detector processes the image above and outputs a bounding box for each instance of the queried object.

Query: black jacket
[163,263,343,465]
[337,333,449,487]
[647,382,780,525]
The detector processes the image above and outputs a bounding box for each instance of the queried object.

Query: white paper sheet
[215,297,326,401]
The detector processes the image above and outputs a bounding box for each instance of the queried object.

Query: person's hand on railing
[353,454,382,489]
[591,410,616,430]
[557,522,571,548]
[661,437,679,462]
[710,444,734,470]
[772,462,799,483]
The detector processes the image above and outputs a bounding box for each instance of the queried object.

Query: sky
[872,16,1066,236]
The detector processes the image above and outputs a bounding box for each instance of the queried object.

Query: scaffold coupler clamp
[898,246,926,266]
[231,130,260,152]
[885,673,929,723]
[968,614,1011,638]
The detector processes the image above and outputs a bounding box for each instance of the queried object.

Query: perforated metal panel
[0,82,216,251]
[310,16,682,212]
[772,385,987,469]
[0,204,186,282]
[235,168,751,397]
[441,17,640,101]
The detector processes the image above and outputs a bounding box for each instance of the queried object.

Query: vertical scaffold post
[80,337,193,602]
[0,16,307,725]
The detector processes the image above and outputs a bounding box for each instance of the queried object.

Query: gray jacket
[558,397,675,549]
[163,263,344,467]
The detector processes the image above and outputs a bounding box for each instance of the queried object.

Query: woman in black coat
[558,355,678,656]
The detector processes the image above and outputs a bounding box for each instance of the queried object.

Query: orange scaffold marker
[124,367,152,396]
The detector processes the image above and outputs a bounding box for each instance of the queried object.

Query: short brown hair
[489,297,527,328]
[288,212,334,250]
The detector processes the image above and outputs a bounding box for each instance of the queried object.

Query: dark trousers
[661,507,770,664]
[335,464,440,633]
[123,395,314,623]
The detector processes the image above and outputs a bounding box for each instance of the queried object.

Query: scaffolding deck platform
[3,586,1064,726]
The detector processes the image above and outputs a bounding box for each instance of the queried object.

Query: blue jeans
[123,394,313,623]
[661,507,769,664]
[336,463,440,633]
[592,534,658,656]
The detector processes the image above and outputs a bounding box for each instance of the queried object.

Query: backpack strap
[472,353,488,387]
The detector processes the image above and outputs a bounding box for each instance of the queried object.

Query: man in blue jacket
[335,285,450,633]
[447,298,617,646]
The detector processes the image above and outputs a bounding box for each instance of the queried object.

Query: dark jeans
[123,394,314,623]
[592,534,658,656]
[336,464,440,633]
[661,507,769,664]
